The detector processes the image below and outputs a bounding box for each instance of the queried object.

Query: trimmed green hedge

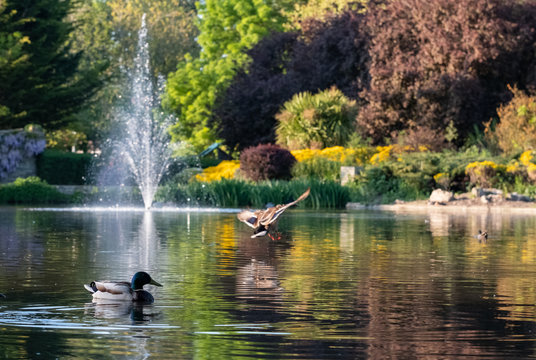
[36,149,92,185]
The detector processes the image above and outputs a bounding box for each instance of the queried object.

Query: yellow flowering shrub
[368,144,429,165]
[291,146,373,165]
[465,161,507,188]
[433,172,450,189]
[369,145,393,165]
[195,160,240,182]
[506,161,522,174]
[465,160,500,171]
[418,145,429,152]
[291,148,321,162]
[519,150,535,166]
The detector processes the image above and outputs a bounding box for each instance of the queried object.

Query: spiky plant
[276,86,358,150]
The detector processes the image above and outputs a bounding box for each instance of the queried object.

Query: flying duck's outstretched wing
[237,210,259,229]
[258,188,311,226]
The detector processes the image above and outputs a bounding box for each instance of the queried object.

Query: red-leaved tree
[358,0,536,145]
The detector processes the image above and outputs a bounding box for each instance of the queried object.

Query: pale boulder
[429,189,454,204]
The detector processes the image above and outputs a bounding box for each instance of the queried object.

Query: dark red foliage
[239,144,296,181]
[293,10,370,98]
[358,0,536,145]
[211,9,369,151]
[211,32,300,152]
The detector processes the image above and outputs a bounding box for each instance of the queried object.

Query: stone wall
[2,157,37,183]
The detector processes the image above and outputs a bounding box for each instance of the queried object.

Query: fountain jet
[117,14,173,209]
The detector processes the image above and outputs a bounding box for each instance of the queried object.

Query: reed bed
[157,179,349,209]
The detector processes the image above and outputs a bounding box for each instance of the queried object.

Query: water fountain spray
[118,14,174,209]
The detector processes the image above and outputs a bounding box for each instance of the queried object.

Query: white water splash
[116,14,174,209]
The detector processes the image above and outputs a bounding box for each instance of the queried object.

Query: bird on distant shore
[477,230,488,242]
[237,188,310,240]
[84,271,162,303]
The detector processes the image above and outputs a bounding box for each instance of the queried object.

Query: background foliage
[164,0,294,151]
[0,177,67,204]
[240,144,296,181]
[0,0,107,130]
[276,87,358,150]
[211,9,369,151]
[486,86,536,155]
[36,149,92,185]
[68,0,199,146]
[356,0,536,146]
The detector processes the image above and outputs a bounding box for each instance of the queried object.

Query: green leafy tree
[0,0,106,130]
[164,0,293,151]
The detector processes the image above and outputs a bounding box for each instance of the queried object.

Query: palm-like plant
[276,86,358,150]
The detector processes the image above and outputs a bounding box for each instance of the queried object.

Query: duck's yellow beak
[150,279,163,287]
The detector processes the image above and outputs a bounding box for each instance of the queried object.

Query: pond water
[1,206,536,359]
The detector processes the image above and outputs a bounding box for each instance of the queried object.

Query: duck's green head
[131,271,163,290]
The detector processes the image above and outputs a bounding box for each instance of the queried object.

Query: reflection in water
[428,211,451,237]
[339,213,355,252]
[235,234,289,296]
[86,300,160,323]
[237,260,281,295]
[2,207,536,358]
[138,211,157,270]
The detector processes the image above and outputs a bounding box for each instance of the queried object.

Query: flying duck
[237,188,310,239]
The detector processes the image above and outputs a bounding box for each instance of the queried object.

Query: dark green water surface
[1,206,536,359]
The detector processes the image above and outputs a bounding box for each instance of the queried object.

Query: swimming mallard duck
[477,230,488,242]
[84,271,162,303]
[237,188,310,239]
